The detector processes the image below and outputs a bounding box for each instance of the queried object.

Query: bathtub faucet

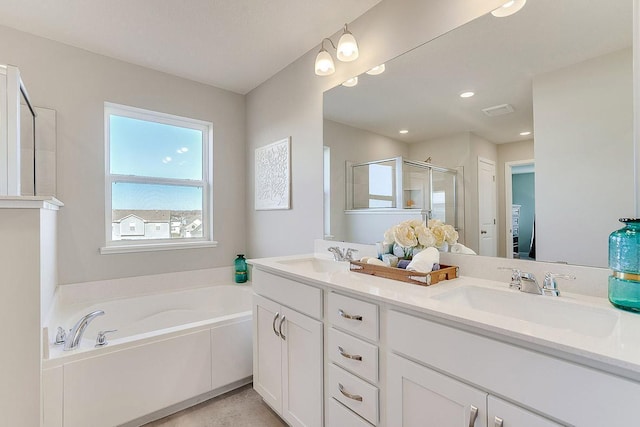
[64,310,105,351]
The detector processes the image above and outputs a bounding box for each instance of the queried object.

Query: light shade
[337,25,359,62]
[315,48,335,76]
[491,0,527,17]
[366,64,386,75]
[342,76,358,87]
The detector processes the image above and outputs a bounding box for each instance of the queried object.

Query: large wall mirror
[323,0,634,268]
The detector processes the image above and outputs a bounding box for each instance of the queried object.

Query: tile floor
[143,384,288,427]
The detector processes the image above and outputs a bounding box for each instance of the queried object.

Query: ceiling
[324,0,632,144]
[0,0,382,94]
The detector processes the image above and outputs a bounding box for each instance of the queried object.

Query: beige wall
[0,25,246,284]
[245,0,506,258]
[533,48,633,267]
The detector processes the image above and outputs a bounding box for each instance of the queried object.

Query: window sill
[100,240,218,254]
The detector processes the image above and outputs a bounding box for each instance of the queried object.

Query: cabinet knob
[338,383,363,402]
[338,346,363,361]
[278,315,286,340]
[338,308,363,321]
[272,312,280,337]
[468,405,479,427]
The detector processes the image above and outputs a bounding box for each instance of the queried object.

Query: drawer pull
[272,312,280,337]
[278,315,286,340]
[468,405,479,427]
[338,346,362,361]
[494,416,504,427]
[338,383,363,402]
[338,308,363,321]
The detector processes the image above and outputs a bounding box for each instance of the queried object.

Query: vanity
[249,244,640,427]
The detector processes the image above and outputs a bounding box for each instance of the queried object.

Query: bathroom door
[478,158,497,256]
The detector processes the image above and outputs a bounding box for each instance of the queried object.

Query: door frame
[504,159,534,259]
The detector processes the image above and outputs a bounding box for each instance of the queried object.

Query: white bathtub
[43,284,253,427]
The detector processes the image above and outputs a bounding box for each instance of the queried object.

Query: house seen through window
[105,103,213,249]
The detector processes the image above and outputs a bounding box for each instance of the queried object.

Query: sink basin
[276,257,350,273]
[432,286,619,338]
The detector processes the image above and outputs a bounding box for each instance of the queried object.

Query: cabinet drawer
[328,292,378,342]
[328,327,378,383]
[327,398,374,427]
[252,269,323,319]
[328,363,379,425]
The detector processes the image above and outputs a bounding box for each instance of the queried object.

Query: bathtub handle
[95,329,118,347]
[272,312,280,337]
[278,315,286,340]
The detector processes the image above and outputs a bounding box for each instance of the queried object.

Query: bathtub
[42,284,253,427]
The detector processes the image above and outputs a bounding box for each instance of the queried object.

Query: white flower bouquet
[383,219,459,258]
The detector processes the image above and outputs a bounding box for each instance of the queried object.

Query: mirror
[323,0,634,268]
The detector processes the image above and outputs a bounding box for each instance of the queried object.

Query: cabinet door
[488,396,563,427]
[388,353,488,427]
[253,294,283,413]
[281,305,323,427]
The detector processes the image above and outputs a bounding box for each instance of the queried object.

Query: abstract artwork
[255,137,291,210]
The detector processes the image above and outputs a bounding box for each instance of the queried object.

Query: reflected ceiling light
[315,39,336,76]
[315,24,360,76]
[520,131,532,136]
[399,129,409,134]
[491,0,527,17]
[342,76,358,87]
[366,64,386,75]
[460,91,475,98]
[337,24,359,62]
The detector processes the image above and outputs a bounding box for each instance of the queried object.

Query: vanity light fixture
[342,76,358,87]
[315,39,336,76]
[366,64,386,75]
[336,24,359,62]
[460,91,475,98]
[520,131,532,136]
[399,129,409,134]
[491,0,527,17]
[314,23,360,76]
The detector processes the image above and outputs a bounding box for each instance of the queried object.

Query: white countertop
[249,253,640,382]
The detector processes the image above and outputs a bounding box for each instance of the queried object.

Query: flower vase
[438,242,449,252]
[608,218,640,312]
[393,243,413,260]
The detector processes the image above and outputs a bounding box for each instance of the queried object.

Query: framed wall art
[255,137,291,210]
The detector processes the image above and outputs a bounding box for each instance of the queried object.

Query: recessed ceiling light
[341,76,358,87]
[520,131,532,136]
[399,129,409,134]
[460,91,475,98]
[491,0,527,17]
[366,64,386,75]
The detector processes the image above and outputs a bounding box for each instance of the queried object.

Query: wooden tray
[349,261,459,286]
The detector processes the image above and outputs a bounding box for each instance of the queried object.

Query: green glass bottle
[608,218,640,312]
[234,254,248,284]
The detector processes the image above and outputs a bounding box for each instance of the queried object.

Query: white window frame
[101,102,215,254]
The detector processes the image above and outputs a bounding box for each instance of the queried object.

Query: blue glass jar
[234,254,248,284]
[608,218,640,312]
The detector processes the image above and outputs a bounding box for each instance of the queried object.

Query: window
[102,103,214,253]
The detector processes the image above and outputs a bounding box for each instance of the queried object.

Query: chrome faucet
[500,268,575,297]
[64,310,105,351]
[328,246,359,261]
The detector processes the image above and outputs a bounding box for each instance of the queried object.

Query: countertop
[249,253,640,382]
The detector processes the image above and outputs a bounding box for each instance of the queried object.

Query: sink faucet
[328,246,358,261]
[499,268,575,297]
[64,310,105,351]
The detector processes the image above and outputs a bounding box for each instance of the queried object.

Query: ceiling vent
[482,103,515,117]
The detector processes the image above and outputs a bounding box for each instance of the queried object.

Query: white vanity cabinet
[387,309,640,426]
[252,270,323,427]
